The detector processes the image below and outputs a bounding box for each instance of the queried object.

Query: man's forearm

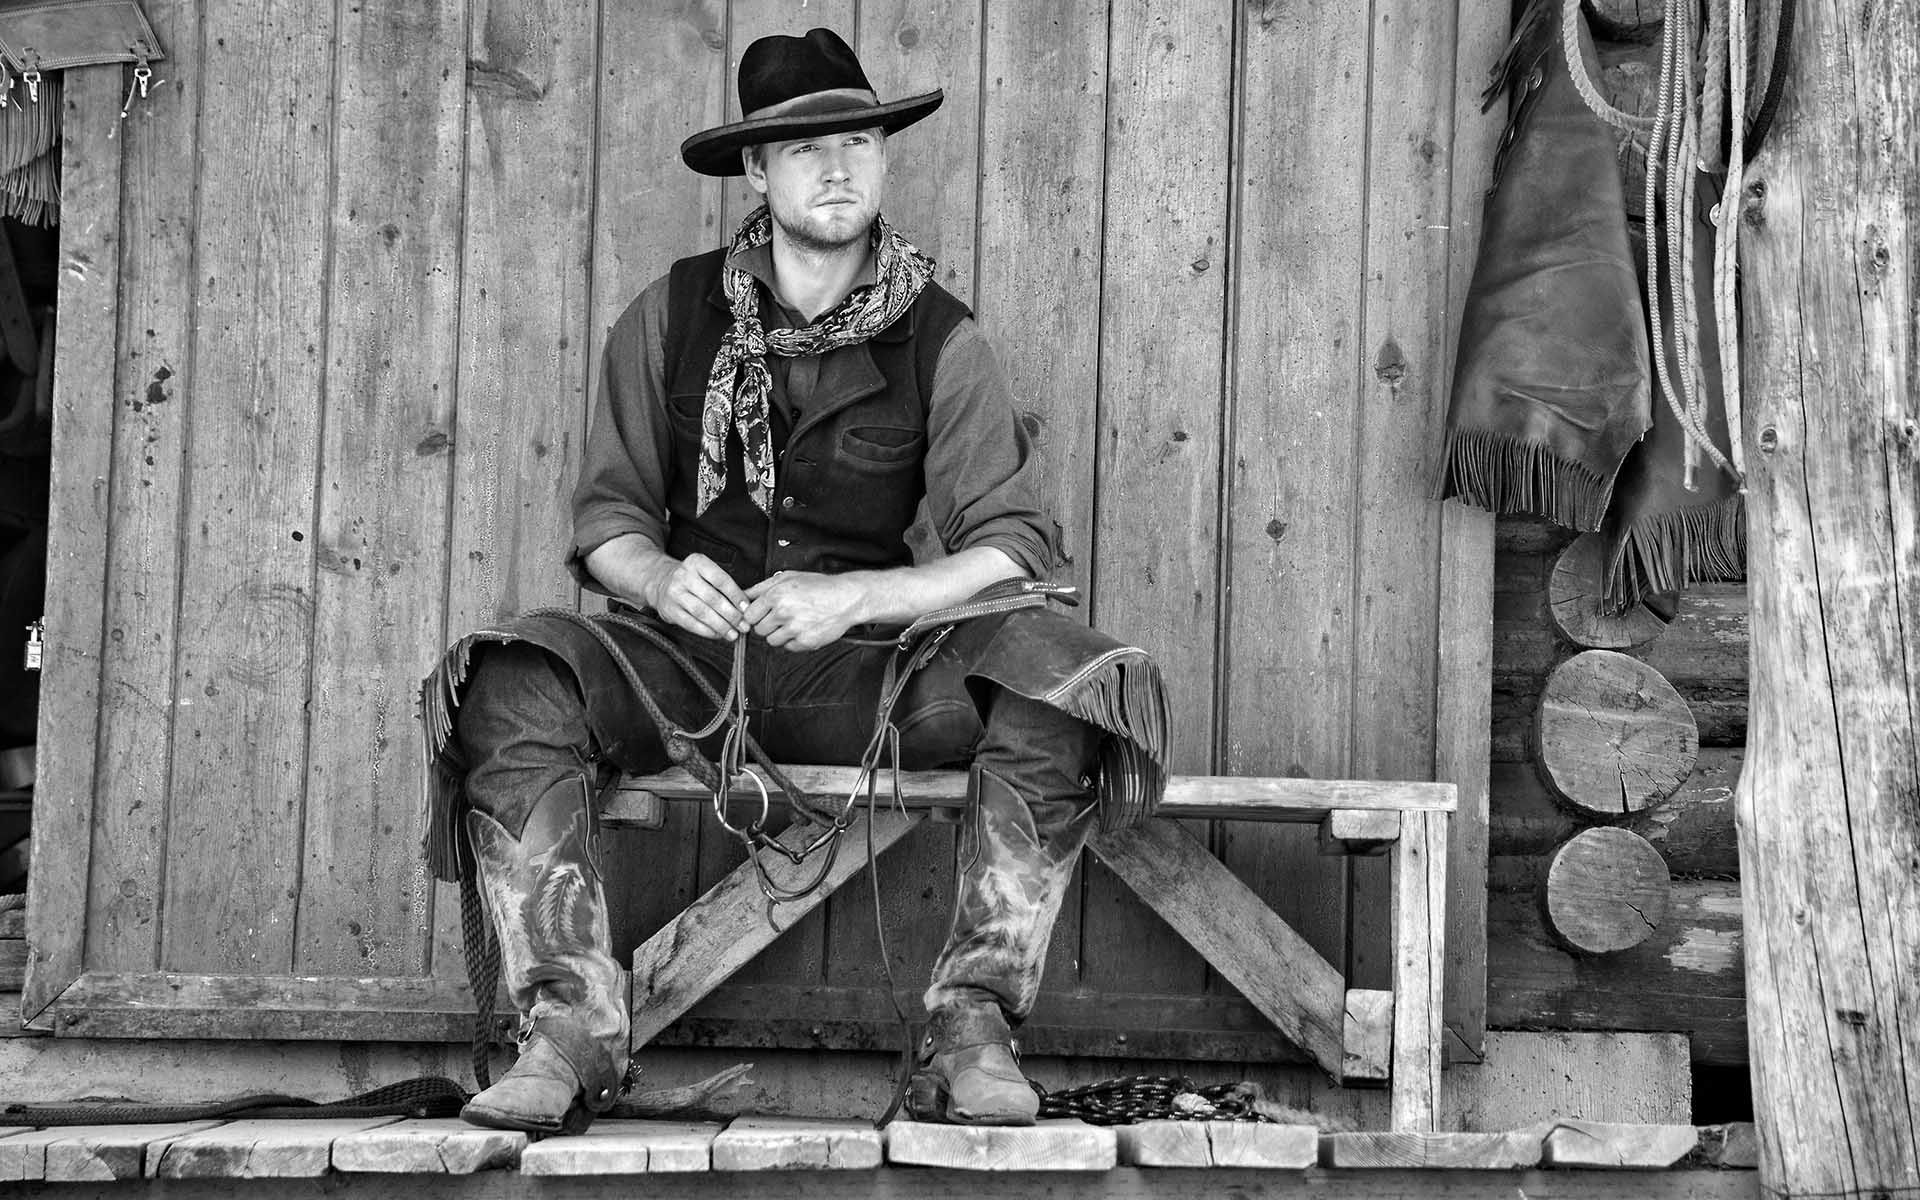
[582,533,675,609]
[841,545,1026,626]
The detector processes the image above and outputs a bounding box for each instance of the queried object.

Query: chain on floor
[1033,1075,1271,1126]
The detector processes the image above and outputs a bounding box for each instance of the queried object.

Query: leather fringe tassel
[1437,428,1615,533]
[1604,495,1746,612]
[1044,648,1170,832]
[0,74,59,227]
[1481,0,1552,116]
[418,629,519,883]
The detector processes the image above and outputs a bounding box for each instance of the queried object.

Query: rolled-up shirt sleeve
[923,319,1058,579]
[568,276,675,586]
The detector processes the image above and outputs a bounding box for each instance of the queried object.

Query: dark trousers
[455,620,1098,1021]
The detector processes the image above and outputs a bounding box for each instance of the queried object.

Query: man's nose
[820,148,852,180]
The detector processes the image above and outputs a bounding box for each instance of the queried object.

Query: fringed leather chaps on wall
[1601,176,1747,611]
[1437,0,1652,530]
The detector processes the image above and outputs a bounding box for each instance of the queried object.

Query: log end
[1535,650,1701,818]
[1548,534,1674,650]
[1542,827,1673,955]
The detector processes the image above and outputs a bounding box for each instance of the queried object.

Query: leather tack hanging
[0,0,164,107]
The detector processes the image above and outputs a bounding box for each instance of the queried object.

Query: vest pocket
[669,524,737,567]
[666,390,706,430]
[839,425,924,467]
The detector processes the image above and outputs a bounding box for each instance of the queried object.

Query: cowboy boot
[908,999,1038,1125]
[916,752,1097,1125]
[461,774,629,1134]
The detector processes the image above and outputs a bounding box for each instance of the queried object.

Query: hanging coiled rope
[1563,0,1655,133]
[1565,0,1785,491]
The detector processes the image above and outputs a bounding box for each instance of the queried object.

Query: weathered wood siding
[29,0,1498,1056]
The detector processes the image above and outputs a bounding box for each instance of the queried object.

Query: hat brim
[679,90,943,177]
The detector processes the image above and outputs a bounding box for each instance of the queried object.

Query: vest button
[781,496,795,509]
[777,538,791,548]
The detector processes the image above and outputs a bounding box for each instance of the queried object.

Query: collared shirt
[570,241,1056,587]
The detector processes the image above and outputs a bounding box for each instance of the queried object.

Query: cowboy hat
[679,27,942,177]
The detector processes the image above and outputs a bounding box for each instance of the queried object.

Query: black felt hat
[679,28,943,177]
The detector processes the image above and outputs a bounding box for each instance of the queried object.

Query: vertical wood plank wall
[31,0,1498,1054]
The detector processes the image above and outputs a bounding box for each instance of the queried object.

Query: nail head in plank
[1342,988,1393,1084]
[884,1119,1116,1170]
[1540,1120,1700,1168]
[1320,809,1401,856]
[711,1116,882,1170]
[0,1122,219,1183]
[518,1121,723,1175]
[330,1118,526,1174]
[149,1118,405,1178]
[1320,1129,1544,1169]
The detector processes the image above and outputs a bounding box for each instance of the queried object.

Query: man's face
[743,128,887,254]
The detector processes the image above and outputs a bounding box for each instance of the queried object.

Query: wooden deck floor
[0,1116,1760,1197]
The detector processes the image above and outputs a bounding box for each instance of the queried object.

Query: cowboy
[420,28,1167,1135]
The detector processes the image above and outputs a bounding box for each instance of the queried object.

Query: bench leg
[1091,821,1348,1079]
[628,810,924,1048]
[1389,809,1448,1131]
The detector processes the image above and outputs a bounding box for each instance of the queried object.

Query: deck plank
[1115,1120,1212,1167]
[1118,1121,1318,1169]
[1321,1130,1545,1169]
[0,1122,219,1182]
[517,1121,723,1175]
[1540,1121,1700,1168]
[1207,1123,1319,1169]
[149,1118,403,1178]
[884,1120,1116,1170]
[330,1119,525,1174]
[711,1116,882,1171]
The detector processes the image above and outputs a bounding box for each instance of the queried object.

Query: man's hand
[745,571,870,651]
[641,553,752,641]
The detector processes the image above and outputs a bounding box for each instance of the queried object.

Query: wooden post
[1737,0,1920,1195]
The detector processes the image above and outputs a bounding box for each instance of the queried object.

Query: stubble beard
[770,196,878,256]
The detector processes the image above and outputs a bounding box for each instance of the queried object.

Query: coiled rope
[1563,0,1789,489]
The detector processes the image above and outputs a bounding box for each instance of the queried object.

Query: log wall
[25,0,1503,1060]
[1486,516,1747,1065]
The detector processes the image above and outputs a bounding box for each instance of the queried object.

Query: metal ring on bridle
[711,766,771,838]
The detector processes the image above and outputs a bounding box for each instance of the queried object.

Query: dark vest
[661,247,971,591]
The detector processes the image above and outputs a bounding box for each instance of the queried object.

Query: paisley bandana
[698,204,935,515]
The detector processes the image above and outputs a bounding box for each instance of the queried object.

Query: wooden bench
[601,769,1453,1132]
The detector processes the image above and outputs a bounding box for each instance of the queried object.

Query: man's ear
[742,146,768,195]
